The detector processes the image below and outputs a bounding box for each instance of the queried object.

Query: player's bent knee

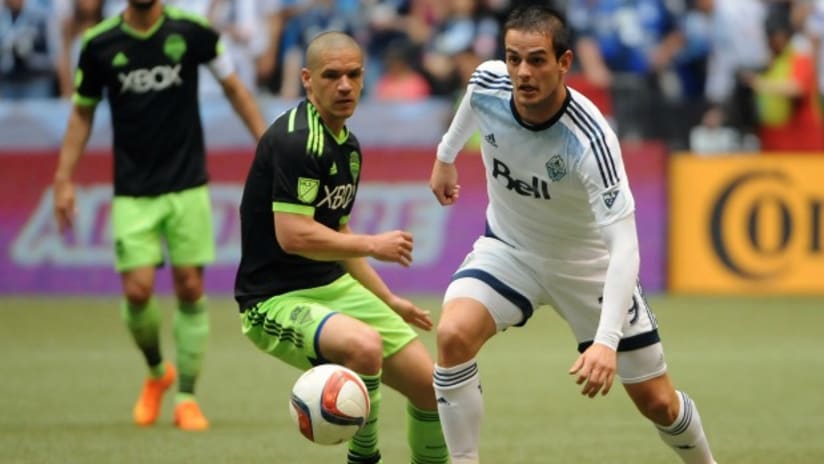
[436,322,479,365]
[637,390,679,425]
[173,273,203,302]
[342,330,383,375]
[122,281,153,306]
[175,284,203,303]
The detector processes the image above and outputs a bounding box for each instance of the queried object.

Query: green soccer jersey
[74,6,224,196]
[234,100,363,310]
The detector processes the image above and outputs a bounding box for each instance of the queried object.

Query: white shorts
[444,236,666,384]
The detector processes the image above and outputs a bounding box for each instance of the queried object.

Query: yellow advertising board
[669,154,824,294]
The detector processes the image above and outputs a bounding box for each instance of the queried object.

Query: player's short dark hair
[504,5,570,59]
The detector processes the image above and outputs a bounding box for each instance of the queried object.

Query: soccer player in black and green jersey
[234,32,447,464]
[52,0,266,431]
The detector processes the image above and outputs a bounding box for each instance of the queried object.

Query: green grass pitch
[1,294,823,463]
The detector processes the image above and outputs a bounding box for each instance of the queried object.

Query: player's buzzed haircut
[305,31,363,70]
[504,5,570,59]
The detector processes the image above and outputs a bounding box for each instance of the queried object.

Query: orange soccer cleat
[132,363,176,426]
[174,399,209,431]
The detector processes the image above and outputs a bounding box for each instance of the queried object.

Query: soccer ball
[289,364,371,445]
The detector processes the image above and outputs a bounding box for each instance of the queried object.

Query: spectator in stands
[800,0,824,113]
[661,0,715,151]
[674,0,712,101]
[104,0,209,17]
[245,0,281,93]
[362,0,437,93]
[697,0,768,152]
[421,0,499,97]
[57,0,103,98]
[689,102,755,155]
[0,0,61,99]
[374,38,431,101]
[566,0,684,140]
[742,8,824,152]
[255,0,305,96]
[203,0,267,95]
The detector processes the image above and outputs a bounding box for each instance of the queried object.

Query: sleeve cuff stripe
[73,94,99,106]
[273,202,314,216]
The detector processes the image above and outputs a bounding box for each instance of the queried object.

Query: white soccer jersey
[437,60,635,261]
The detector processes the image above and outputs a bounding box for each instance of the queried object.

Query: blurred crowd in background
[3,0,824,153]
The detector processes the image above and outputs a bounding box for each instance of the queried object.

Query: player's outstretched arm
[568,215,640,398]
[381,294,434,331]
[275,212,412,265]
[219,73,267,140]
[53,104,95,233]
[341,256,434,331]
[431,86,476,206]
[430,160,460,206]
[339,226,433,331]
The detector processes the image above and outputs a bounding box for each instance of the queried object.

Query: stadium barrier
[0,143,668,295]
[0,98,668,295]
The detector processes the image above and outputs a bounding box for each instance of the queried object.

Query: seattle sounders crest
[349,151,360,181]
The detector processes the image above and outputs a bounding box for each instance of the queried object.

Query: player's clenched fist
[430,160,460,206]
[369,230,414,266]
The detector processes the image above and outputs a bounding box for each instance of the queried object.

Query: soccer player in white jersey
[429,5,717,464]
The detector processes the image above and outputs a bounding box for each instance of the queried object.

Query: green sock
[121,298,164,378]
[173,297,209,398]
[407,403,448,463]
[348,372,381,464]
[175,392,196,404]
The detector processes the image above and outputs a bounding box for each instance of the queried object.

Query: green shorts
[240,274,418,370]
[111,185,215,272]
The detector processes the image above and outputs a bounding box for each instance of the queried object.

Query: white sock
[657,391,716,464]
[433,359,483,463]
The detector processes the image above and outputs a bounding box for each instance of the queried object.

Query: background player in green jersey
[52,0,266,431]
[234,32,447,464]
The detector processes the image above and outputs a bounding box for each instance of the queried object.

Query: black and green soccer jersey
[74,6,224,196]
[234,100,363,310]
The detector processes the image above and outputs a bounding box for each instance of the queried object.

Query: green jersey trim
[73,93,100,106]
[80,15,120,49]
[339,215,350,225]
[302,102,351,149]
[326,125,349,145]
[120,15,166,40]
[72,68,91,100]
[273,202,315,216]
[306,104,324,157]
[287,107,298,133]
